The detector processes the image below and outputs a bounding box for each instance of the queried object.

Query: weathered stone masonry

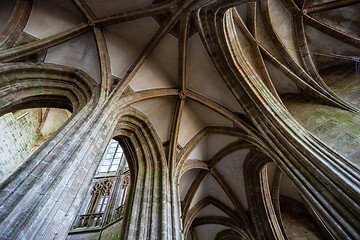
[0,0,359,239]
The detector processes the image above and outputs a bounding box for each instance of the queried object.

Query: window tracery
[74,139,130,228]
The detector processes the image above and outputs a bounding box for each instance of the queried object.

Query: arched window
[98,139,124,173]
[74,139,130,228]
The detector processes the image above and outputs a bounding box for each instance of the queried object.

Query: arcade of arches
[0,0,359,239]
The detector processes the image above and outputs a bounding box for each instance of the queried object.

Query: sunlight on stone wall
[283,64,360,166]
[0,108,70,182]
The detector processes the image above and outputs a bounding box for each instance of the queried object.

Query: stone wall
[0,108,70,182]
[280,196,325,239]
[0,109,41,181]
[67,229,101,240]
[100,220,123,240]
[283,64,360,166]
[67,218,124,240]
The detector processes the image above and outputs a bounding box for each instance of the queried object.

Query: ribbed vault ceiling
[0,0,359,239]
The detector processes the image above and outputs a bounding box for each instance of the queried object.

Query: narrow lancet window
[73,139,130,229]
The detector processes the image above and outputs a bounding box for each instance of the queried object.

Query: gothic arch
[0,62,99,116]
[0,0,359,239]
[111,107,180,239]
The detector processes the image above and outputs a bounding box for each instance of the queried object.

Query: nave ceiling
[0,0,359,239]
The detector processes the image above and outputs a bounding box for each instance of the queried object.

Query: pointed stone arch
[0,62,99,116]
[111,107,181,239]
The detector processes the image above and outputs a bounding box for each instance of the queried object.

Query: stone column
[195,2,360,239]
[113,108,183,240]
[0,99,122,239]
